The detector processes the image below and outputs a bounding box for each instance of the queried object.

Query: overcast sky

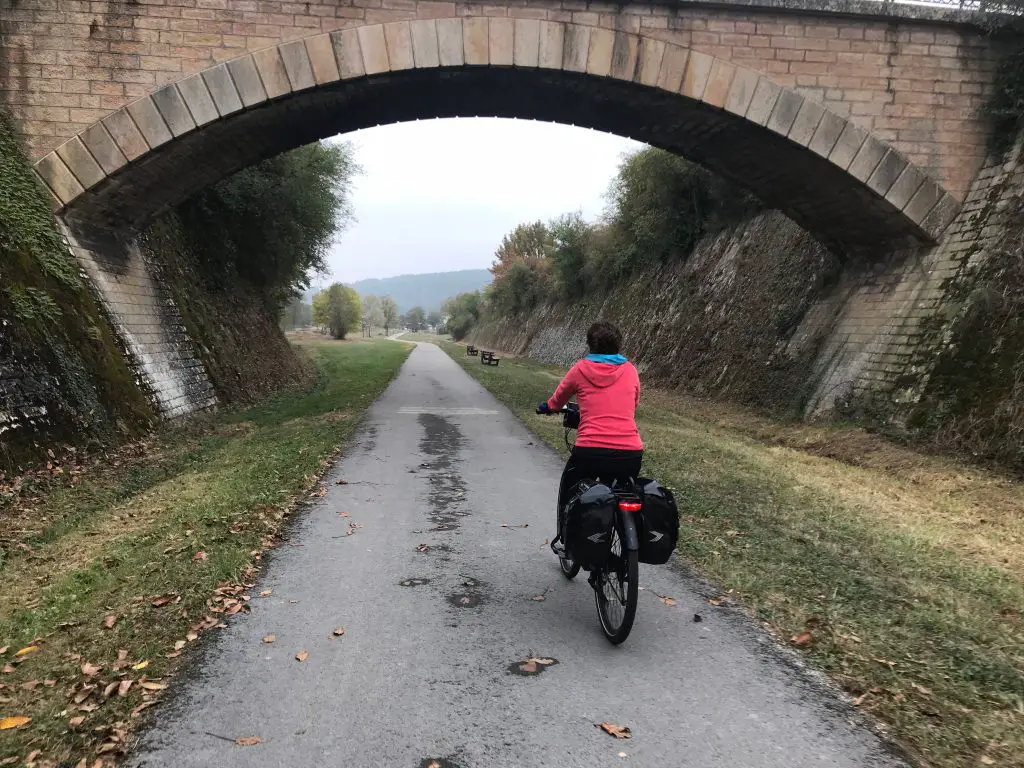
[323,119,641,284]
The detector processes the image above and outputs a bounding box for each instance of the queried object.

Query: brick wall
[59,221,218,419]
[0,0,1010,200]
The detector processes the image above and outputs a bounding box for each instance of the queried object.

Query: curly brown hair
[586,321,622,355]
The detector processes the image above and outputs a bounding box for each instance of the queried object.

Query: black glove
[536,402,551,415]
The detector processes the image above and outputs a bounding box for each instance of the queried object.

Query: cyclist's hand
[536,402,551,415]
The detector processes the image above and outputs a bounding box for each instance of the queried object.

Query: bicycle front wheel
[594,527,638,644]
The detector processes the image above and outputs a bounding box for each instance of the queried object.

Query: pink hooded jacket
[546,358,643,451]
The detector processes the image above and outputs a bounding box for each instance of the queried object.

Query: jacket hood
[578,358,630,388]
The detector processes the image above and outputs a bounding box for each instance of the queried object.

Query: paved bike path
[129,342,905,768]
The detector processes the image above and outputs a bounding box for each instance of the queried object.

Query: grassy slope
[426,334,1024,768]
[0,339,410,766]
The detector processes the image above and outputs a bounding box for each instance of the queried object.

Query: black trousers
[556,447,643,525]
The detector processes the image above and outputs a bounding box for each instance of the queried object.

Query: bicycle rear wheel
[557,502,580,580]
[594,526,638,644]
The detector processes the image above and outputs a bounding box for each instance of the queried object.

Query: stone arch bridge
[0,0,1013,249]
[0,0,1019,420]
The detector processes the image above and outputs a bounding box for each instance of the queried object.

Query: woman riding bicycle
[536,321,643,545]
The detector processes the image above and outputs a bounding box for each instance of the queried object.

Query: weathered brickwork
[59,222,218,419]
[0,0,1010,202]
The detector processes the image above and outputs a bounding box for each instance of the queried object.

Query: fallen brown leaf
[262,635,276,644]
[519,660,538,674]
[259,590,272,597]
[790,632,813,647]
[532,594,546,602]
[81,662,102,677]
[235,736,262,747]
[416,543,428,553]
[295,651,308,662]
[117,680,133,696]
[980,757,996,766]
[151,594,179,608]
[193,551,208,562]
[911,682,933,696]
[173,640,186,651]
[530,658,555,665]
[139,681,168,691]
[596,722,632,739]
[338,511,350,518]
[19,680,39,690]
[103,615,117,630]
[24,750,39,765]
[69,716,85,727]
[0,715,31,730]
[708,597,723,606]
[0,646,7,655]
[333,627,345,637]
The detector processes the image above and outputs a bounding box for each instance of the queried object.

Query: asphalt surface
[129,342,907,768]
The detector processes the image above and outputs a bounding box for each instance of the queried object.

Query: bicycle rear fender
[620,509,640,552]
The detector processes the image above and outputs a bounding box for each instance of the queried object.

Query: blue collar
[585,353,628,365]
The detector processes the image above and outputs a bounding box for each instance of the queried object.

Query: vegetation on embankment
[1,114,357,467]
[0,339,410,767]
[0,111,156,466]
[429,336,1024,768]
[440,147,761,342]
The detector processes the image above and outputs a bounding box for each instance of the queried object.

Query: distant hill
[349,269,491,313]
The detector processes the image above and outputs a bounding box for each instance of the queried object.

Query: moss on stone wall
[907,190,1024,469]
[140,215,315,405]
[0,111,155,469]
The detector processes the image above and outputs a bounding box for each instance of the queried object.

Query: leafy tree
[549,212,590,299]
[176,141,358,310]
[326,283,361,339]
[312,290,329,332]
[361,294,385,330]
[279,297,312,330]
[426,310,442,328]
[381,296,399,335]
[405,305,427,331]
[490,221,551,280]
[441,290,483,340]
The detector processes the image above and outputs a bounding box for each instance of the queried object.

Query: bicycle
[541,403,644,645]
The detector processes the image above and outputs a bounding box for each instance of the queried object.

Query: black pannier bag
[565,480,615,570]
[637,478,679,565]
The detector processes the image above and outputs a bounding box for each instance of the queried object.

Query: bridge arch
[33,18,960,250]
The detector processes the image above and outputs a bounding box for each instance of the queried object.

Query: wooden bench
[480,350,500,366]
[466,345,478,356]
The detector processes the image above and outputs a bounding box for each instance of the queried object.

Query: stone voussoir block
[306,33,342,84]
[202,62,244,116]
[35,151,85,205]
[279,39,317,91]
[437,17,464,67]
[227,55,268,107]
[126,96,172,149]
[176,73,219,126]
[411,20,440,68]
[81,122,128,176]
[56,135,106,190]
[333,28,367,78]
[384,22,414,71]
[252,47,292,99]
[151,83,196,138]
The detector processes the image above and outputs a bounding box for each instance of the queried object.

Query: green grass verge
[429,335,1024,768]
[0,339,410,765]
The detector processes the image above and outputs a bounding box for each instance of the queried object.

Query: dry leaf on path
[530,658,555,665]
[416,543,428,553]
[235,736,262,747]
[0,716,31,730]
[103,615,117,630]
[532,594,545,602]
[333,628,345,637]
[338,511,350,518]
[980,757,995,765]
[708,597,723,606]
[596,722,632,739]
[259,590,272,597]
[262,635,276,644]
[619,752,628,758]
[295,651,308,663]
[790,632,813,647]
[519,660,538,674]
